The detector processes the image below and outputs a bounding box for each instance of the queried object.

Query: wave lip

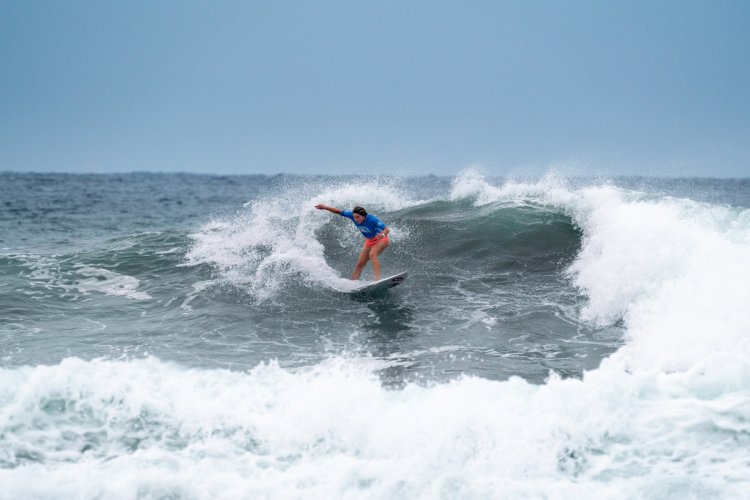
[449,170,750,374]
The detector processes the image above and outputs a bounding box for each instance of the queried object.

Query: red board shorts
[364,235,389,248]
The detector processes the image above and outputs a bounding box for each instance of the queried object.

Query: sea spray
[186,177,421,298]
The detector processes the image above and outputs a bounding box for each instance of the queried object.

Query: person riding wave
[314,204,390,281]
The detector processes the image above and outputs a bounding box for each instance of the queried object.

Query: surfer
[314,204,390,281]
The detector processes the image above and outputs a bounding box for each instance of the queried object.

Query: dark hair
[352,206,367,217]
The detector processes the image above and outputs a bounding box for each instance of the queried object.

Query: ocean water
[1,170,749,498]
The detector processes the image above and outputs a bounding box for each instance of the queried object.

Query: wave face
[1,171,750,498]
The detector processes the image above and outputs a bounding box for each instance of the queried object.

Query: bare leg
[368,239,390,280]
[351,244,370,280]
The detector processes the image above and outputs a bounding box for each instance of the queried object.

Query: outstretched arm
[315,204,342,214]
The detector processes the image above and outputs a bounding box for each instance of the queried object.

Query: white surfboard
[348,271,408,295]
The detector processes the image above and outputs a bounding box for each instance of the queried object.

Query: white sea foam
[569,187,750,376]
[1,355,748,498]
[186,179,422,299]
[73,266,151,301]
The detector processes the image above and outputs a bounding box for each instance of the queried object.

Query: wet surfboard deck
[347,271,408,296]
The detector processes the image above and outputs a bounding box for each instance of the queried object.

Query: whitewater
[1,171,749,499]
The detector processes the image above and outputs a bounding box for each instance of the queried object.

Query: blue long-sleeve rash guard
[340,211,386,240]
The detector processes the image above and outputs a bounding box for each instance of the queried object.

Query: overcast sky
[1,1,749,177]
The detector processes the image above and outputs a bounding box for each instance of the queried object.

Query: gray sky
[1,1,749,177]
